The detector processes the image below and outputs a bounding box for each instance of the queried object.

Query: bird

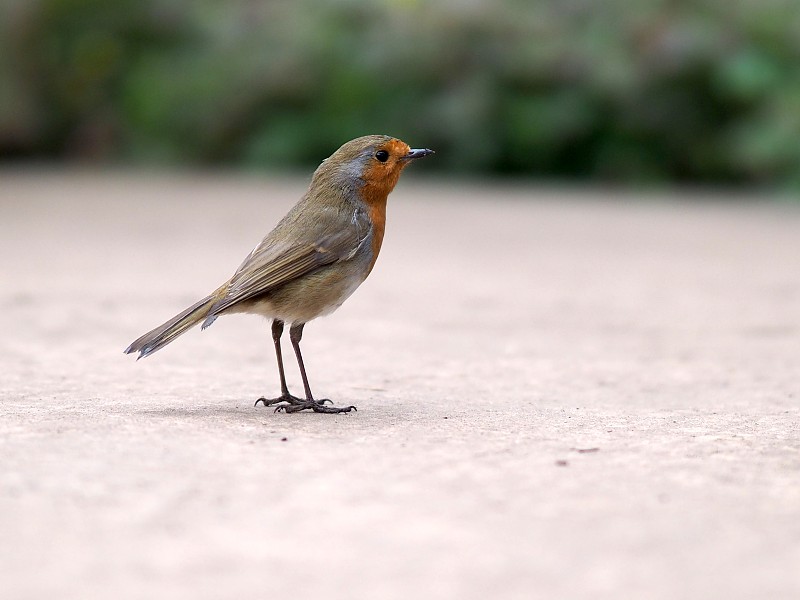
[125,134,434,413]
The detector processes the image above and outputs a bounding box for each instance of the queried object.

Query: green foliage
[2,0,800,186]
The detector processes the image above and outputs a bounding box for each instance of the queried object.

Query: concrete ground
[1,171,798,600]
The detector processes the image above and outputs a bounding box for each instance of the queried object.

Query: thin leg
[254,319,304,408]
[289,323,314,400]
[272,323,356,414]
[272,319,290,396]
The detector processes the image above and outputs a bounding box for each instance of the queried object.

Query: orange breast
[364,194,387,275]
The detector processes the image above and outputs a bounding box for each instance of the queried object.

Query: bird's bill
[403,148,435,160]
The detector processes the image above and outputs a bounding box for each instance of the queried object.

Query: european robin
[125,135,434,413]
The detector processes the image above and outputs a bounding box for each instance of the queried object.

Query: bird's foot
[255,393,313,408]
[274,399,357,414]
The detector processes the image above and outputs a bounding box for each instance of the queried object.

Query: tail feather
[125,294,218,359]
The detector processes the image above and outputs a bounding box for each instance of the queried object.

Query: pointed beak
[404,148,435,160]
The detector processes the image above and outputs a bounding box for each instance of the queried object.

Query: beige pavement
[1,171,799,599]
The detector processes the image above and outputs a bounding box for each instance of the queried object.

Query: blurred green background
[2,0,800,186]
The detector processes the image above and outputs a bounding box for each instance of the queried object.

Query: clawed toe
[257,392,355,414]
[312,402,356,414]
[254,393,304,408]
[273,400,356,414]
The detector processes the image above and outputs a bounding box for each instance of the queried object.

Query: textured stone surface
[1,172,799,599]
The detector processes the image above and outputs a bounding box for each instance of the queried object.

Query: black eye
[375,150,389,162]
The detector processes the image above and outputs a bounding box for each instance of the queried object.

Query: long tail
[125,292,220,359]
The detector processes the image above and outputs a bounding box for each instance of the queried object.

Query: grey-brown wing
[206,212,369,318]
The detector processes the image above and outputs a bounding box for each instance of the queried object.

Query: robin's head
[314,135,434,200]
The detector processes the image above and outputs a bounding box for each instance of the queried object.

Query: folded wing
[202,207,370,325]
